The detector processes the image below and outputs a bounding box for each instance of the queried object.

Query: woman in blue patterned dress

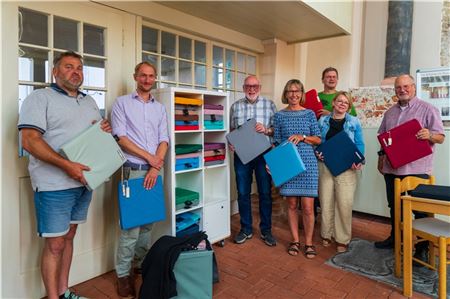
[273,79,321,258]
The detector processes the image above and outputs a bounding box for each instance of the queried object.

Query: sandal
[287,242,301,256]
[304,245,317,259]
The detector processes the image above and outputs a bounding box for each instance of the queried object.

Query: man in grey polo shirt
[18,51,111,299]
[111,61,169,297]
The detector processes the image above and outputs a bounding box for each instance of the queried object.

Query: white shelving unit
[152,87,230,245]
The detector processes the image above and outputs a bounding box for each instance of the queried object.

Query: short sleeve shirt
[378,97,445,175]
[18,84,102,191]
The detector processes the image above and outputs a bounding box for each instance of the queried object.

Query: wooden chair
[394,175,435,277]
[412,214,450,299]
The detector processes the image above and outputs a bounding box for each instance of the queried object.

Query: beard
[61,77,82,92]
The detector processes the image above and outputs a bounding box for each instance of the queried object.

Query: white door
[1,2,124,298]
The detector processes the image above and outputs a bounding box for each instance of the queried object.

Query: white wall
[361,0,445,86]
[296,1,364,92]
[305,0,353,34]
[410,1,444,72]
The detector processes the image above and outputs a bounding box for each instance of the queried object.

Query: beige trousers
[318,162,357,245]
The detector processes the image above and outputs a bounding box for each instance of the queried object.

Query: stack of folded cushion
[204,104,224,130]
[175,187,200,211]
[175,144,202,171]
[204,142,226,166]
[176,212,200,237]
[174,97,203,131]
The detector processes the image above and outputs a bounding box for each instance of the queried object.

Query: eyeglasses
[395,84,414,91]
[286,90,302,94]
[244,84,260,90]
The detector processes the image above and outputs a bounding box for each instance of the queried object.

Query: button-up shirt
[230,96,277,131]
[111,91,169,164]
[378,97,444,175]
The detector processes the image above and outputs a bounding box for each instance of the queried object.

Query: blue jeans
[234,153,272,234]
[34,187,92,237]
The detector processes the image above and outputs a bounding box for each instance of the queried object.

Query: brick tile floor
[69,197,431,299]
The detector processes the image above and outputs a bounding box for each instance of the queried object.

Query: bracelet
[429,133,433,142]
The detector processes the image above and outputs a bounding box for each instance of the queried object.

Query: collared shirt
[111,91,169,165]
[229,96,277,130]
[378,96,445,175]
[18,84,101,191]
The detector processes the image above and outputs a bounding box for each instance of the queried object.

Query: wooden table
[401,195,450,297]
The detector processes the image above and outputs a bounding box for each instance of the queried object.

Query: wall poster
[416,67,450,121]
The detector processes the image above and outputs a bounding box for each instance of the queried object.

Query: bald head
[394,74,416,106]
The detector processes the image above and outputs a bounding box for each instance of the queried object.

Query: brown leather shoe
[117,275,135,298]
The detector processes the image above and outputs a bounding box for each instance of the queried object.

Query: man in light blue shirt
[111,61,169,297]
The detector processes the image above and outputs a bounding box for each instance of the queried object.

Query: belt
[123,161,151,171]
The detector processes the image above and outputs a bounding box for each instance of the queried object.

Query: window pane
[83,90,105,117]
[179,37,192,60]
[161,57,175,81]
[247,55,256,74]
[237,52,246,72]
[142,26,158,53]
[83,24,105,56]
[195,86,207,90]
[54,17,78,51]
[18,47,49,83]
[19,8,48,46]
[225,49,234,69]
[213,46,223,66]
[161,31,176,56]
[212,67,223,88]
[142,53,159,69]
[159,82,176,88]
[179,84,193,89]
[83,58,105,88]
[195,64,206,86]
[225,70,234,90]
[178,61,192,84]
[194,41,206,63]
[236,72,246,89]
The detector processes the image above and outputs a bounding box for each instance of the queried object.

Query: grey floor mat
[326,238,449,298]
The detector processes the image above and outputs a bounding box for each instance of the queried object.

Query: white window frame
[18,6,108,155]
[139,19,258,100]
